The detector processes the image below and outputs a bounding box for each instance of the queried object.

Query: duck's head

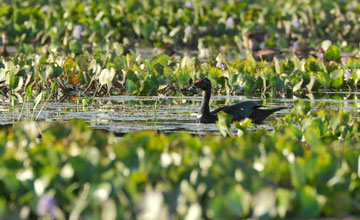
[189,78,211,91]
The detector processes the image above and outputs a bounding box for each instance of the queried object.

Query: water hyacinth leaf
[253,187,276,218]
[33,92,43,111]
[52,65,63,78]
[37,56,47,66]
[282,59,295,72]
[9,65,20,76]
[292,56,303,72]
[45,65,54,79]
[321,40,332,51]
[26,84,33,99]
[216,111,233,137]
[305,57,320,72]
[234,118,252,131]
[297,186,321,217]
[78,56,89,72]
[347,58,360,68]
[64,58,76,73]
[50,80,57,94]
[292,78,303,92]
[304,127,322,147]
[9,74,19,90]
[325,45,341,61]
[276,188,293,218]
[315,71,330,87]
[70,42,83,54]
[294,99,310,115]
[99,68,116,87]
[306,75,316,92]
[329,69,343,89]
[141,22,155,39]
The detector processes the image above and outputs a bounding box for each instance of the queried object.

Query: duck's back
[211,101,259,121]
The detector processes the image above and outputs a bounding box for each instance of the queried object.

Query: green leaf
[9,74,19,90]
[141,22,155,39]
[274,57,280,74]
[347,58,360,68]
[305,57,320,72]
[297,186,321,217]
[315,71,330,87]
[330,69,343,89]
[292,78,303,92]
[325,45,341,61]
[50,80,57,94]
[33,92,43,112]
[52,64,63,77]
[99,68,116,87]
[70,42,83,54]
[11,95,17,107]
[26,84,33,99]
[294,99,310,115]
[321,40,332,51]
[216,111,233,137]
[64,58,76,73]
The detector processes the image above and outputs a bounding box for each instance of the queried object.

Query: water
[1,93,360,135]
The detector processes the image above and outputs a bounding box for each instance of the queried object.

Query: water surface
[0,94,359,136]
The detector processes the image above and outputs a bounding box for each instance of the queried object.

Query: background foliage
[1,0,360,51]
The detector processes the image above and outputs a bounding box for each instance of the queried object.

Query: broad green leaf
[33,92,43,112]
[325,45,341,61]
[321,40,332,51]
[9,74,19,90]
[297,186,321,217]
[315,71,330,87]
[329,69,343,89]
[99,68,116,87]
[347,58,360,68]
[276,188,293,218]
[64,58,76,73]
[216,111,233,137]
[292,78,303,92]
[70,42,83,54]
[305,57,320,72]
[294,99,310,115]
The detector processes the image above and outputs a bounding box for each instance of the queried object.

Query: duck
[0,33,8,57]
[189,78,287,124]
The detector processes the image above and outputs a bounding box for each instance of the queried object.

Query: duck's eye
[196,79,201,83]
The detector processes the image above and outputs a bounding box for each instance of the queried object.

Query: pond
[1,92,360,136]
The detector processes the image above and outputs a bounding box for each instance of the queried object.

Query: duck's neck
[200,87,211,115]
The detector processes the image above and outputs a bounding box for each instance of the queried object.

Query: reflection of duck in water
[0,33,8,57]
[244,30,281,61]
[189,78,288,124]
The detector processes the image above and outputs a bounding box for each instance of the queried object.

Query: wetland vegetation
[1,0,360,219]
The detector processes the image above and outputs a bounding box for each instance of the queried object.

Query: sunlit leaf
[216,111,233,137]
[64,58,76,73]
[325,45,341,61]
